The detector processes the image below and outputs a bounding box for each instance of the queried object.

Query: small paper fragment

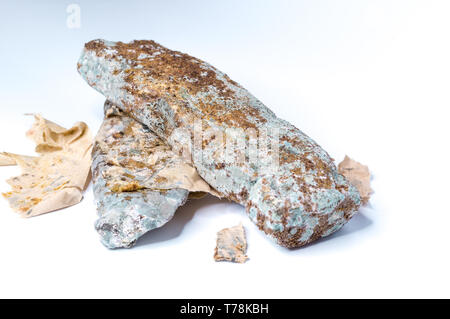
[1,115,92,217]
[338,155,372,205]
[214,223,248,263]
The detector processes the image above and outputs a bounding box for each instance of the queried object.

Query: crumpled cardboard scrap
[214,223,248,263]
[1,115,92,217]
[338,155,372,205]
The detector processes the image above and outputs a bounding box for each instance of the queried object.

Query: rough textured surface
[79,39,361,248]
[214,224,248,263]
[92,102,189,248]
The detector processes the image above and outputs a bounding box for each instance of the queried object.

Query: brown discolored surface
[78,39,362,248]
[84,40,268,130]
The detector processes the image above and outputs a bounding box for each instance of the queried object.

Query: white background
[0,0,449,298]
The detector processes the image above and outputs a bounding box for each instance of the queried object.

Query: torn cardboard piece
[214,223,248,263]
[1,115,92,217]
[338,155,372,205]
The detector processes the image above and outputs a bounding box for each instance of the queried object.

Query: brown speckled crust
[78,39,362,248]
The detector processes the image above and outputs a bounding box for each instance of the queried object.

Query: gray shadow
[319,212,372,241]
[135,194,224,247]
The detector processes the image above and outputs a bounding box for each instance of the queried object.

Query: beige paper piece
[0,153,36,166]
[338,155,372,205]
[214,223,248,263]
[1,115,92,217]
